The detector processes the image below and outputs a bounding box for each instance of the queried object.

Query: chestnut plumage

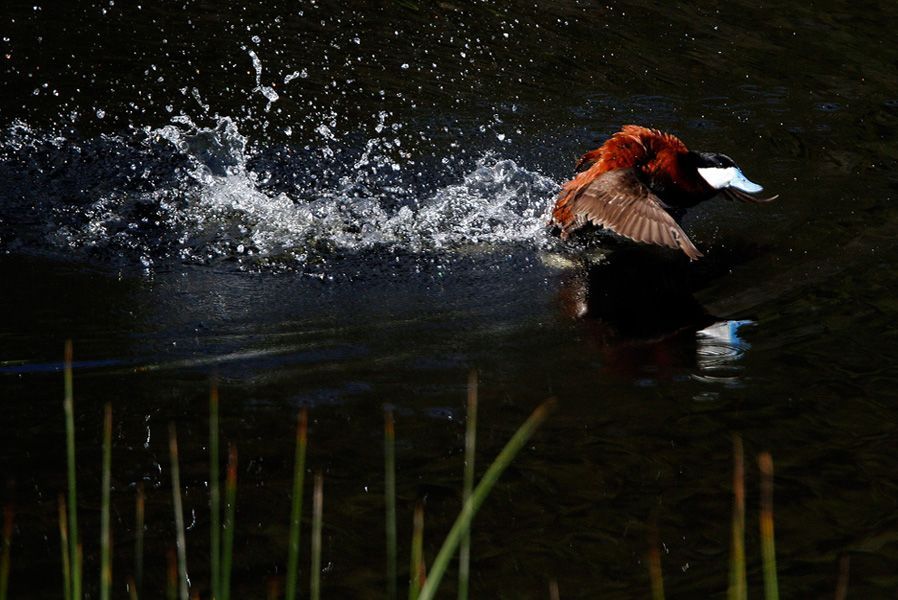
[551,125,777,260]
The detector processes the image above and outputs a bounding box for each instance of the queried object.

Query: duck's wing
[555,168,703,260]
[574,148,604,172]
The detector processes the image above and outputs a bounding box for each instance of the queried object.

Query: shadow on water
[556,241,766,380]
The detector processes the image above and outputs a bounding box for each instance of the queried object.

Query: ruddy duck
[550,125,776,259]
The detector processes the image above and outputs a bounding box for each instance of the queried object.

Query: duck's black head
[689,151,764,193]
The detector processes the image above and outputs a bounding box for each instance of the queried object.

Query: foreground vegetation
[5,342,553,599]
[0,342,851,599]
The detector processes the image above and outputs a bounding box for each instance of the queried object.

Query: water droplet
[284,69,308,84]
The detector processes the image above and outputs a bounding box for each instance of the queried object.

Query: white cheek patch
[697,166,736,189]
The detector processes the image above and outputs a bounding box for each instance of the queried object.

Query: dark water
[3,0,898,597]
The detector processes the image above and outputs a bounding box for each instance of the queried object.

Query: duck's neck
[641,152,716,208]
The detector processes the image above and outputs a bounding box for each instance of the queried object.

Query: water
[3,0,898,596]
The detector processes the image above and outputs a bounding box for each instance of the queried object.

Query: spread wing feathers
[723,188,779,204]
[556,169,703,260]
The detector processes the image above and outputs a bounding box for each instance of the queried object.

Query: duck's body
[550,125,776,260]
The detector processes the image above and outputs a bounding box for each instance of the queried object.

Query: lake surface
[3,0,898,597]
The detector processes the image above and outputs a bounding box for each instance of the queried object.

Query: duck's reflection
[557,246,753,381]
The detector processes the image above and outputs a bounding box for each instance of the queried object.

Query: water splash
[247,49,280,113]
[0,115,558,273]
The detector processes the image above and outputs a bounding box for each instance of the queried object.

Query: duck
[550,125,777,260]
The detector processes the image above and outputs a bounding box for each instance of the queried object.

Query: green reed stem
[58,496,72,600]
[1,504,13,600]
[286,408,308,600]
[135,484,145,599]
[647,524,665,600]
[408,501,425,600]
[168,424,189,600]
[209,383,221,600]
[384,408,397,600]
[221,445,237,600]
[63,340,81,600]
[458,370,477,600]
[728,435,746,600]
[417,398,556,600]
[758,452,779,600]
[100,403,113,600]
[310,472,323,600]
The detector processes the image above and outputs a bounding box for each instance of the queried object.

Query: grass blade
[210,383,221,600]
[310,472,323,600]
[166,548,177,600]
[457,370,477,600]
[409,501,425,600]
[759,452,779,600]
[267,577,281,600]
[647,523,665,600]
[221,444,237,600]
[1,504,13,600]
[384,408,397,600]
[417,398,556,600]
[286,408,308,600]
[728,434,746,600]
[100,403,113,600]
[169,424,189,600]
[58,496,72,600]
[127,575,138,600]
[834,555,849,600]
[135,484,145,599]
[63,340,81,600]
